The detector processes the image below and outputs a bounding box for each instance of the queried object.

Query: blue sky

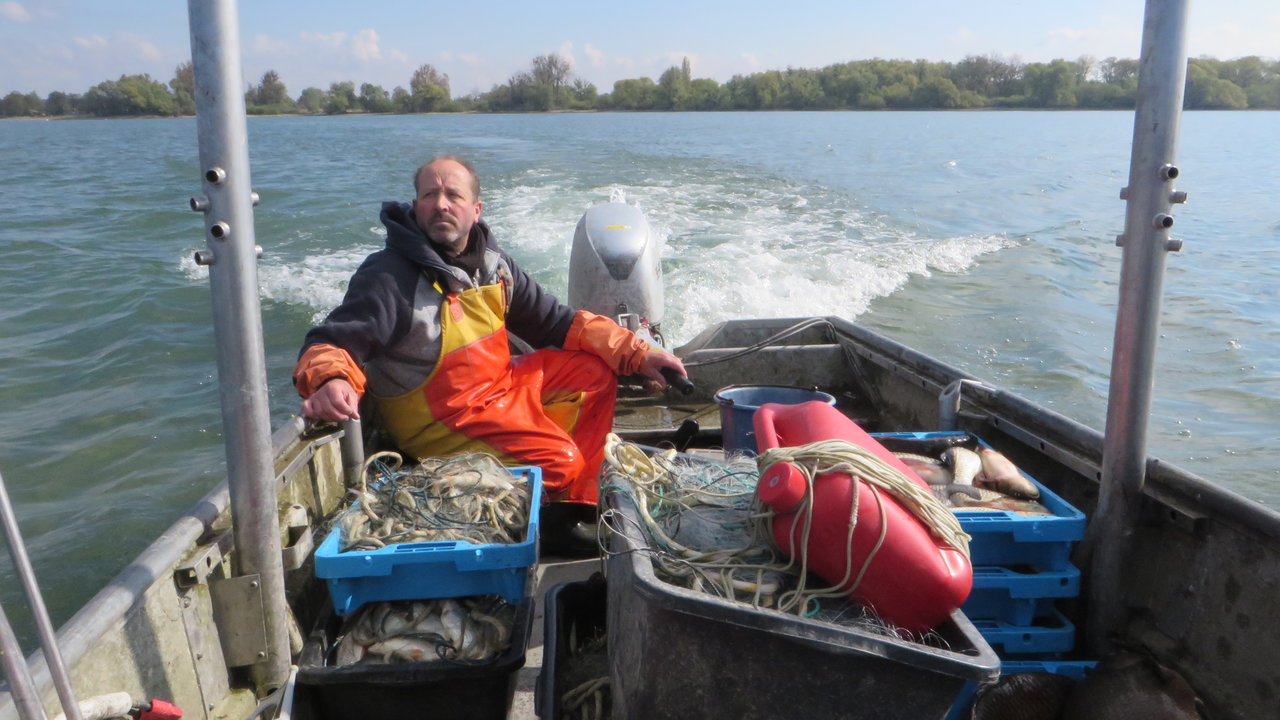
[2,1,1278,97]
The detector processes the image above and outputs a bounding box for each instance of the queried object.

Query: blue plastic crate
[963,564,1081,625]
[970,608,1076,655]
[944,659,1097,720]
[873,432,1086,570]
[315,466,542,615]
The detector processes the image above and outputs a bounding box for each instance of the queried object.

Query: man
[294,155,685,553]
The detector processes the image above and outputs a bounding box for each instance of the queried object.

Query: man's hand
[637,350,687,395]
[301,378,361,421]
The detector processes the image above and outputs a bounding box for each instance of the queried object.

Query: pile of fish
[881,433,1054,515]
[332,596,517,665]
[337,452,532,552]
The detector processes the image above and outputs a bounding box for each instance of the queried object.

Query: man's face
[413,160,482,255]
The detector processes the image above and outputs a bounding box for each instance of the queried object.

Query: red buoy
[754,401,972,634]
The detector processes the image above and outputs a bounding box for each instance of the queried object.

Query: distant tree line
[4,53,1279,119]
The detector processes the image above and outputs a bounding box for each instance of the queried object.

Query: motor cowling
[568,200,664,347]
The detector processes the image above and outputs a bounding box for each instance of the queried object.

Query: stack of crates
[874,432,1093,720]
[297,465,543,720]
[873,432,1086,655]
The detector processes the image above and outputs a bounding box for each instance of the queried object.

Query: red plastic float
[754,400,972,634]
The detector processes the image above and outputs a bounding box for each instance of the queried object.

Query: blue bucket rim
[712,384,836,408]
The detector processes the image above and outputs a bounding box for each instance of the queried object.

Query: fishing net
[601,434,957,644]
[601,437,790,609]
[336,451,532,552]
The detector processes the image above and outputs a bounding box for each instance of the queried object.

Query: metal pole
[1086,0,1190,654]
[339,419,366,489]
[0,603,48,720]
[0,475,73,720]
[186,0,291,691]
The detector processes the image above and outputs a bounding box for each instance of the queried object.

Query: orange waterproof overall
[374,281,617,504]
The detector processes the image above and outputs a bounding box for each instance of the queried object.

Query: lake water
[1,110,1278,636]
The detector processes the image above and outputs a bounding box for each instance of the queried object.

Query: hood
[379,200,495,271]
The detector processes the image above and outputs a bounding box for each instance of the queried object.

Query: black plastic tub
[295,598,533,720]
[603,483,1002,720]
[536,574,609,719]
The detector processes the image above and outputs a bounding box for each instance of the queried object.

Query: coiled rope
[603,434,972,621]
[602,435,785,607]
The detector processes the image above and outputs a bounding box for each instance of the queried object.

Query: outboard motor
[568,199,665,347]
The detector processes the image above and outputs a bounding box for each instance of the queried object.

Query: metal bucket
[712,384,836,454]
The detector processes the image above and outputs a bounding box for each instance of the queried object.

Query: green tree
[324,81,356,114]
[780,68,823,109]
[754,71,783,109]
[409,64,450,112]
[0,91,42,116]
[609,77,658,110]
[951,54,1025,99]
[910,77,963,108]
[1184,59,1248,109]
[530,54,572,108]
[1075,82,1133,108]
[723,74,757,109]
[359,83,394,113]
[657,65,690,109]
[84,74,173,116]
[1024,60,1077,107]
[44,91,77,116]
[1098,57,1140,88]
[819,62,877,108]
[569,78,598,109]
[391,86,411,112]
[249,70,290,108]
[880,80,917,108]
[686,78,727,110]
[297,87,326,113]
[170,62,196,115]
[121,74,175,115]
[1200,78,1248,109]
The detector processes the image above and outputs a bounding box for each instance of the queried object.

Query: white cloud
[75,34,108,49]
[0,1,31,22]
[352,29,380,61]
[583,43,606,68]
[949,28,978,44]
[300,31,349,51]
[559,40,576,68]
[1188,18,1280,60]
[129,34,162,62]
[1044,23,1137,53]
[252,33,293,56]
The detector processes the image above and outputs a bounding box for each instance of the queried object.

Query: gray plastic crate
[603,481,1001,720]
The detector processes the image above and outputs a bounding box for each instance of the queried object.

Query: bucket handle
[753,405,781,453]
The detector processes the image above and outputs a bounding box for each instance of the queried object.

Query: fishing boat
[3,0,1277,718]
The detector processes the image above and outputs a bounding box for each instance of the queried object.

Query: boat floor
[611,392,724,446]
